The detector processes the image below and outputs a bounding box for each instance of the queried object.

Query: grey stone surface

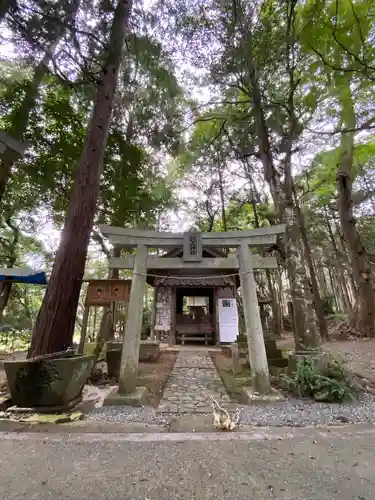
[2,426,375,499]
[156,351,230,413]
[103,387,147,407]
[242,386,285,404]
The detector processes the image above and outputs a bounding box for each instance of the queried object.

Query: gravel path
[87,393,375,427]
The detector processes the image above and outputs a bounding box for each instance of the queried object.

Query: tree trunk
[325,215,354,311]
[0,0,81,208]
[0,219,19,319]
[250,188,282,337]
[90,245,121,370]
[314,256,328,297]
[0,0,14,22]
[28,0,133,358]
[266,270,282,337]
[294,190,328,340]
[245,22,319,351]
[327,265,339,312]
[336,85,375,337]
[0,282,12,323]
[275,270,285,335]
[216,157,227,232]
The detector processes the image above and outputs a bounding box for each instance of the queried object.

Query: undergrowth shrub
[281,358,354,402]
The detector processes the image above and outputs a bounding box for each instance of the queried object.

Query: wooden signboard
[86,279,131,306]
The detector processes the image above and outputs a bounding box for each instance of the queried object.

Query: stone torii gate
[100,224,285,401]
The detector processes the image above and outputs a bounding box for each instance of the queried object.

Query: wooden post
[118,244,148,394]
[78,304,90,354]
[170,287,176,345]
[238,242,271,394]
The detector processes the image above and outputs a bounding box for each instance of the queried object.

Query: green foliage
[282,358,354,402]
[0,327,31,353]
[321,295,335,315]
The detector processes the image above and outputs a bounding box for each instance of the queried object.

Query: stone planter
[139,340,160,362]
[4,354,95,411]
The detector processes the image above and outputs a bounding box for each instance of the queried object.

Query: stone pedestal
[264,337,288,368]
[287,351,324,376]
[242,386,285,404]
[103,386,147,406]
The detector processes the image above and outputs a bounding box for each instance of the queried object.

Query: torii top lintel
[99,224,286,250]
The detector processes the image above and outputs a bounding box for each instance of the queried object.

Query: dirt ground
[325,339,375,383]
[210,350,251,403]
[137,351,177,407]
[278,334,375,384]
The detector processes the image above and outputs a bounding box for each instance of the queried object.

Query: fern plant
[282,358,354,402]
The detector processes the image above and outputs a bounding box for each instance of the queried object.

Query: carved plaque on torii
[183,232,202,262]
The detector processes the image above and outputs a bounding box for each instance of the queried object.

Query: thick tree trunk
[244,11,319,351]
[0,0,81,208]
[314,256,328,297]
[0,0,14,22]
[266,270,282,337]
[325,216,354,311]
[337,87,375,337]
[283,199,320,350]
[250,189,282,337]
[28,0,133,358]
[294,191,328,340]
[327,265,339,312]
[335,266,352,312]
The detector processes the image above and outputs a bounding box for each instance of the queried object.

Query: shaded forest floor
[278,335,375,386]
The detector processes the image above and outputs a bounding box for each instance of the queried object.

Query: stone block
[269,365,287,377]
[139,340,160,362]
[242,386,285,404]
[264,338,282,359]
[268,357,288,368]
[221,345,232,357]
[106,349,121,379]
[106,341,122,352]
[103,386,148,407]
[287,351,324,376]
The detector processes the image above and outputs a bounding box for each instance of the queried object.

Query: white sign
[218,298,239,342]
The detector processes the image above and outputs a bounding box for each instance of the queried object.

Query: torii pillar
[238,242,271,394]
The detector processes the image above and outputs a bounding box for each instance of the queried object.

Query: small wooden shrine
[146,245,239,345]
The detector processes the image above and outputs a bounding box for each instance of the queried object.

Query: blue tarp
[0,270,47,285]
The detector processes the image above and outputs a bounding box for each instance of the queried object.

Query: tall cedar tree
[28,0,133,357]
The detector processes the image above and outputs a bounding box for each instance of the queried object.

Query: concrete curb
[0,417,374,436]
[1,422,375,443]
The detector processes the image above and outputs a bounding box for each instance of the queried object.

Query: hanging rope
[131,270,240,279]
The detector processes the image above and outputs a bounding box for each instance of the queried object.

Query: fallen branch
[210,396,241,431]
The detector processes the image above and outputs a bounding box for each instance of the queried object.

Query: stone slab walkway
[157,351,230,413]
